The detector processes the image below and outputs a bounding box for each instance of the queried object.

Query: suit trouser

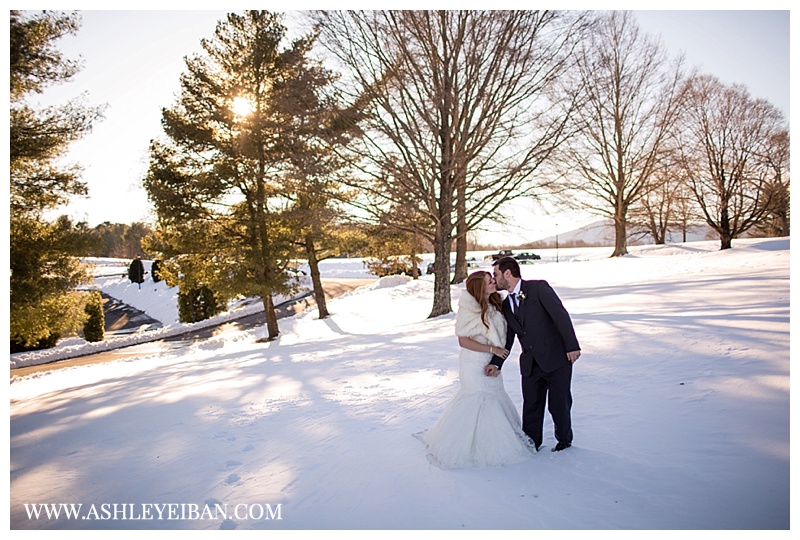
[521,360,573,447]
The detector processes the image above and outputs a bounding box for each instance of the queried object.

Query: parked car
[484,249,514,261]
[514,252,541,263]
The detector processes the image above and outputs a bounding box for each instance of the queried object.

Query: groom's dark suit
[490,279,580,448]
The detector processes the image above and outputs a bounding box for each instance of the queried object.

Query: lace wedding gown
[417,293,535,469]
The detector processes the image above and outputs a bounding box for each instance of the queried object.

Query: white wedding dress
[418,292,535,469]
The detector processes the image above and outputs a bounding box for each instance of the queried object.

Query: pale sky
[20,6,792,244]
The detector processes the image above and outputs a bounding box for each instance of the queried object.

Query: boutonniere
[517,291,526,303]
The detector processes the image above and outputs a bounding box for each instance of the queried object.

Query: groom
[487,256,581,452]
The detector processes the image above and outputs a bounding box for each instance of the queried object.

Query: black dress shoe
[552,442,571,452]
[526,436,542,452]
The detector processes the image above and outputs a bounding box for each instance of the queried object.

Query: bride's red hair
[465,271,503,328]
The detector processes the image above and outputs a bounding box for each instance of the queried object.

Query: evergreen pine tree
[145,11,351,340]
[82,290,105,343]
[10,11,103,348]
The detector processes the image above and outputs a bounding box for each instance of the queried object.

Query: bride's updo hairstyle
[465,271,503,328]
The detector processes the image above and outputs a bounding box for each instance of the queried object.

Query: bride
[418,270,535,468]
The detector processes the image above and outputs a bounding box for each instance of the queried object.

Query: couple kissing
[418,256,581,468]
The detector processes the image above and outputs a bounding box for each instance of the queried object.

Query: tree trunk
[430,22,456,317]
[611,210,629,257]
[655,222,666,244]
[647,213,666,244]
[452,233,467,284]
[429,225,453,318]
[718,202,732,250]
[254,196,280,339]
[718,223,733,250]
[451,182,468,284]
[410,250,420,279]
[305,233,329,319]
[261,292,280,340]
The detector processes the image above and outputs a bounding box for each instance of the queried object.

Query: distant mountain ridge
[525,219,717,248]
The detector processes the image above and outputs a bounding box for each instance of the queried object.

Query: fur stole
[454,290,506,348]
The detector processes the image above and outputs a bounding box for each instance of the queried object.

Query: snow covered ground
[8,238,791,531]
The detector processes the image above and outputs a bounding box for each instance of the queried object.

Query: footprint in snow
[224,473,240,485]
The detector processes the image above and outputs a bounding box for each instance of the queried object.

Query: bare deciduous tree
[670,182,706,243]
[627,169,679,245]
[311,10,588,316]
[627,146,705,245]
[677,74,787,250]
[557,11,686,257]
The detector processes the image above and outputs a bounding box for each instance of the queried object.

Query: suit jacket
[492,279,580,376]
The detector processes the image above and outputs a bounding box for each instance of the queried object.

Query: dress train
[417,348,535,469]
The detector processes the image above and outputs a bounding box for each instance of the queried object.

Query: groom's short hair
[493,256,520,278]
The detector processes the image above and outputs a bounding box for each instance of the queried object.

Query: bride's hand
[494,347,509,359]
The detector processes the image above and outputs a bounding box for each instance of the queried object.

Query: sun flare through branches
[231,96,255,117]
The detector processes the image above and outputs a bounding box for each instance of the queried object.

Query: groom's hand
[567,350,581,363]
[485,364,501,377]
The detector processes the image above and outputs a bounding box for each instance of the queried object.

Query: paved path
[11,278,376,377]
[102,292,162,335]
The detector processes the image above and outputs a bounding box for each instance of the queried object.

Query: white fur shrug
[454,290,507,348]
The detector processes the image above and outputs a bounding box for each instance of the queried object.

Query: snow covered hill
[530,219,719,247]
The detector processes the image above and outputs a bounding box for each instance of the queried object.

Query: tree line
[10,10,789,350]
[85,222,153,258]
